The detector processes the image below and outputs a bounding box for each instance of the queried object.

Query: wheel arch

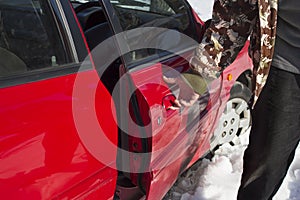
[236,69,253,91]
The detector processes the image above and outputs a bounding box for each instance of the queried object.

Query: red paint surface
[0,70,118,199]
[129,42,252,200]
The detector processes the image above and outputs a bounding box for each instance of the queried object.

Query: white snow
[187,0,214,21]
[165,1,300,199]
[166,129,300,200]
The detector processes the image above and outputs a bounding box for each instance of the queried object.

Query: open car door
[98,0,223,198]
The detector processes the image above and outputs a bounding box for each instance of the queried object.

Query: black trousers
[237,67,300,200]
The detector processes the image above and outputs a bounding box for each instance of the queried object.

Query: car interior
[73,2,113,50]
[0,0,71,77]
[71,0,199,64]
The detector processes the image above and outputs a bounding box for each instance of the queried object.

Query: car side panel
[0,70,117,199]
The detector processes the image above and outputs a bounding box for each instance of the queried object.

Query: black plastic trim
[0,62,91,88]
[57,0,90,61]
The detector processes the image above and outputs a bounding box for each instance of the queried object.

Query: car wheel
[210,81,252,151]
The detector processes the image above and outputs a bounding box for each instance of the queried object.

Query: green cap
[181,72,208,95]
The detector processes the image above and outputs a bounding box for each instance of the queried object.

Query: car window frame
[100,0,199,71]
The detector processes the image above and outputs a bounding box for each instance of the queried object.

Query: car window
[106,0,196,68]
[0,0,73,77]
[70,0,198,69]
[112,0,175,17]
[110,0,189,32]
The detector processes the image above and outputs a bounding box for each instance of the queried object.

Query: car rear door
[100,0,223,198]
[0,0,118,199]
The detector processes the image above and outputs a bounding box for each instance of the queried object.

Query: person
[172,0,300,199]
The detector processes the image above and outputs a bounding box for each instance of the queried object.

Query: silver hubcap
[210,97,251,150]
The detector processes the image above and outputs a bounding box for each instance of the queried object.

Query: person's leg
[237,67,300,200]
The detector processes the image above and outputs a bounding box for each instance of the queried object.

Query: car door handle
[162,94,181,115]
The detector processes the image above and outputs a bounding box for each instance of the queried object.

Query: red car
[0,0,252,199]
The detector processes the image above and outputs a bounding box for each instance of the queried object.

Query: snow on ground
[163,1,300,199]
[165,129,300,200]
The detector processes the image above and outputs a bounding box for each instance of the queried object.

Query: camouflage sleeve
[190,0,258,78]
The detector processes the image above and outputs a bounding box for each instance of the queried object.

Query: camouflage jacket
[190,0,278,106]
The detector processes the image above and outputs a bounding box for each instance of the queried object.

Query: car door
[100,0,223,198]
[0,0,118,199]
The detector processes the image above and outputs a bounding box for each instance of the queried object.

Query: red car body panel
[0,70,118,199]
[145,41,252,200]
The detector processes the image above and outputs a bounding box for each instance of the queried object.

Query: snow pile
[165,128,300,200]
[164,131,249,200]
[274,146,300,200]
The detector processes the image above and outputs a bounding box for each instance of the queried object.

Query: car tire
[210,81,252,151]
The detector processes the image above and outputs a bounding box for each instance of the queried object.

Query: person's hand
[163,75,200,108]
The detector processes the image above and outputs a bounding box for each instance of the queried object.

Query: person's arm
[190,0,258,78]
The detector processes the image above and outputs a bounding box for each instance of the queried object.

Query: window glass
[112,0,175,15]
[109,0,194,67]
[110,0,189,32]
[0,0,73,77]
